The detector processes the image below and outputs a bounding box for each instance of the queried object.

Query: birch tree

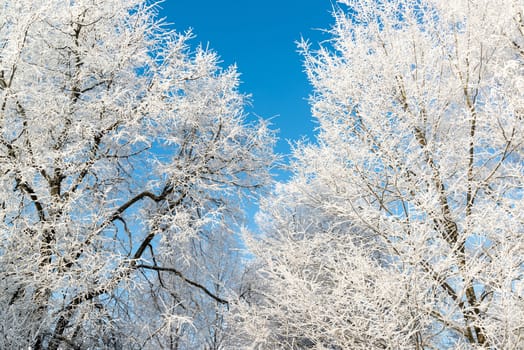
[0,0,274,348]
[233,0,524,348]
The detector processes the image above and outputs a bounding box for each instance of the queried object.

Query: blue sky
[160,1,336,156]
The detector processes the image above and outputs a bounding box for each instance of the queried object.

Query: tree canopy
[0,0,274,348]
[2,0,524,349]
[232,0,524,348]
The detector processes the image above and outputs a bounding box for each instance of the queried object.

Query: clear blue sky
[160,1,336,155]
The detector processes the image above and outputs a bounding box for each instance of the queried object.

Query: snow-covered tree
[0,0,274,348]
[232,0,524,348]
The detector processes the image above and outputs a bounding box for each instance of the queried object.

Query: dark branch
[136,264,229,305]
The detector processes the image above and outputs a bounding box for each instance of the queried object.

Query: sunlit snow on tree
[230,0,524,349]
[0,0,275,348]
